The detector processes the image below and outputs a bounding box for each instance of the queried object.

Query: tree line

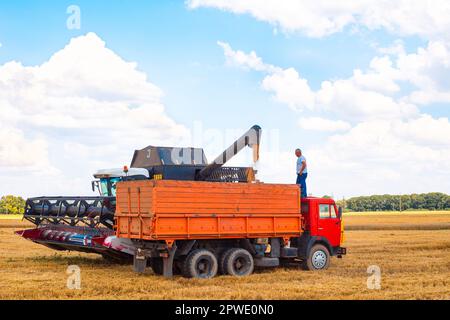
[0,195,26,215]
[336,193,450,212]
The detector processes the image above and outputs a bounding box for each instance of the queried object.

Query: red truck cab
[293,197,346,271]
[302,197,343,248]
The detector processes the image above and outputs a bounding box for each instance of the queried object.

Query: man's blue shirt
[297,156,307,174]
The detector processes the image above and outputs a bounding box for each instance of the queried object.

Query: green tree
[344,192,450,212]
[0,195,26,215]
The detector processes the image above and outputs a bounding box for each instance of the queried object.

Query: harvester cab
[92,167,150,196]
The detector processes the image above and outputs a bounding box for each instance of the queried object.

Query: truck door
[317,203,341,247]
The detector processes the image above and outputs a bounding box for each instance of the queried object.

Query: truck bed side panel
[115,180,302,241]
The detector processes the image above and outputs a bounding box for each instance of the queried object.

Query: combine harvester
[18,125,346,278]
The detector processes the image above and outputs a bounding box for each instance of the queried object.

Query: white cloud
[0,33,188,197]
[298,117,351,132]
[376,39,406,56]
[392,114,450,147]
[307,116,450,197]
[217,41,280,73]
[218,41,418,121]
[397,41,450,104]
[0,127,49,168]
[316,80,418,121]
[217,42,450,196]
[188,0,450,39]
[262,68,315,111]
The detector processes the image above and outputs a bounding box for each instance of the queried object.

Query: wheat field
[0,213,449,300]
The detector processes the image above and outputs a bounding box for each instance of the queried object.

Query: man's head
[295,148,302,157]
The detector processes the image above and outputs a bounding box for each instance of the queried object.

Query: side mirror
[338,206,343,219]
[91,181,96,192]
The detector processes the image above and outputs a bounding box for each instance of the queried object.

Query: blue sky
[0,1,449,198]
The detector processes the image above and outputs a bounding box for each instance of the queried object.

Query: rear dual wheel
[181,248,255,279]
[220,248,254,277]
[183,249,218,279]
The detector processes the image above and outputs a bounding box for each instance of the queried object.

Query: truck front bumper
[335,247,347,258]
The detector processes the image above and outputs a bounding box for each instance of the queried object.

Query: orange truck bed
[115,180,302,242]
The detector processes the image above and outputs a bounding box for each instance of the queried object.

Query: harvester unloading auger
[17,125,262,262]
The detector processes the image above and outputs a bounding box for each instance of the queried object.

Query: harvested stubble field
[0,213,449,300]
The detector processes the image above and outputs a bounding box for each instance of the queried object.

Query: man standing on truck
[295,149,308,197]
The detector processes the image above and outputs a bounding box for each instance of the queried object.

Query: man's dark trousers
[296,173,308,198]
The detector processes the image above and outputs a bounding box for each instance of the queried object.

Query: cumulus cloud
[218,41,419,121]
[188,0,450,39]
[0,33,188,196]
[376,40,406,56]
[206,1,450,195]
[262,68,316,111]
[298,117,351,132]
[0,127,49,168]
[217,41,450,196]
[307,116,450,196]
[397,41,450,104]
[217,41,280,73]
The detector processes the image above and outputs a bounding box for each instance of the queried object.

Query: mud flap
[162,244,177,278]
[133,249,147,273]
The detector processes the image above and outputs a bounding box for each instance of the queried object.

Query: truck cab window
[319,204,330,219]
[330,205,337,218]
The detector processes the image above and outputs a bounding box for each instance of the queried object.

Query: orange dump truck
[115,179,346,278]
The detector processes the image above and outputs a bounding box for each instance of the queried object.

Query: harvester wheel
[150,258,164,275]
[223,248,254,277]
[183,249,218,279]
[302,244,330,271]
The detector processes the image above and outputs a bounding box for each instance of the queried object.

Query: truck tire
[173,259,184,275]
[302,244,330,271]
[150,258,164,275]
[219,248,234,275]
[223,248,254,277]
[183,249,218,279]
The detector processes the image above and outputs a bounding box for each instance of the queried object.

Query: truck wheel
[224,248,254,277]
[219,249,234,275]
[183,249,218,279]
[150,258,164,275]
[173,259,184,275]
[302,244,330,271]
